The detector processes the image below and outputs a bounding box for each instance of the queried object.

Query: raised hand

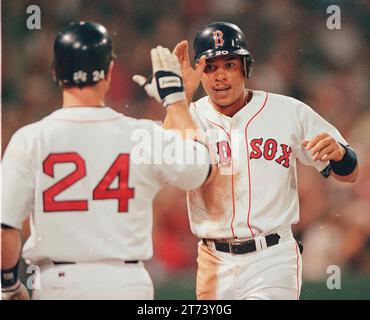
[172,40,206,102]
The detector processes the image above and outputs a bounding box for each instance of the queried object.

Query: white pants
[196,227,302,300]
[32,261,153,300]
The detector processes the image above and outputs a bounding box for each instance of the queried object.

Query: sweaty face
[200,55,246,110]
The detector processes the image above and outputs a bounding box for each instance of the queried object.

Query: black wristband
[329,143,357,176]
[1,260,20,288]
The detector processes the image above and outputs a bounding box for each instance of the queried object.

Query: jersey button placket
[229,118,237,239]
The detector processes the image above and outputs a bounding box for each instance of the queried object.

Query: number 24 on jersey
[42,152,135,213]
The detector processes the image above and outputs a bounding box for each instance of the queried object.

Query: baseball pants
[196,226,302,300]
[31,261,154,300]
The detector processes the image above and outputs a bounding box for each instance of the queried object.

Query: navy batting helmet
[53,21,114,88]
[193,22,253,78]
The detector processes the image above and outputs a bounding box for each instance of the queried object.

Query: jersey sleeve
[296,101,348,171]
[150,122,211,190]
[2,128,35,229]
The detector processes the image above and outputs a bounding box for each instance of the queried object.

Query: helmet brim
[194,48,251,63]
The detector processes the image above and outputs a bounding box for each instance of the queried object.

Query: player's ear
[106,60,114,83]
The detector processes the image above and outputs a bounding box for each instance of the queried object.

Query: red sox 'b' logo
[213,30,224,48]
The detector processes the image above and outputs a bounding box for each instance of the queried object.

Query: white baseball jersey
[187,90,347,239]
[2,106,210,264]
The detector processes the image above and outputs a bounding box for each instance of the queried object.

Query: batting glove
[2,280,30,300]
[132,46,186,108]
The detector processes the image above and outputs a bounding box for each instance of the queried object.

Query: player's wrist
[1,260,20,288]
[163,92,187,107]
[336,143,347,161]
[2,279,20,292]
[185,87,195,103]
[329,143,357,176]
[165,99,188,111]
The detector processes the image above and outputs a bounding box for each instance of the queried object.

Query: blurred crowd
[2,0,370,283]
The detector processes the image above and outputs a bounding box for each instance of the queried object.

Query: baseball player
[1,21,212,300]
[166,22,359,300]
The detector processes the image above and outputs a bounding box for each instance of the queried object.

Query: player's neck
[211,89,252,117]
[62,87,106,108]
